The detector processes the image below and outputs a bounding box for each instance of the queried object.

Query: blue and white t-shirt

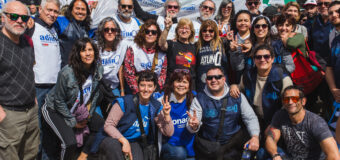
[70,75,93,113]
[113,15,141,41]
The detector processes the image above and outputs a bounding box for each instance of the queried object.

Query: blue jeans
[161,143,195,160]
[36,86,53,160]
[256,147,286,160]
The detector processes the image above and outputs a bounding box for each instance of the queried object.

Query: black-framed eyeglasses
[206,75,223,80]
[167,5,179,9]
[247,2,259,6]
[145,29,158,35]
[202,5,214,11]
[202,29,214,33]
[317,2,330,7]
[104,28,119,33]
[254,54,271,60]
[121,4,133,9]
[254,24,268,29]
[3,12,30,22]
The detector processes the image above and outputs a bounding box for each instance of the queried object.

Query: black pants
[194,128,249,160]
[99,137,144,160]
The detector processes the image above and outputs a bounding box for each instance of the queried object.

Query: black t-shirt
[166,40,196,81]
[271,109,333,160]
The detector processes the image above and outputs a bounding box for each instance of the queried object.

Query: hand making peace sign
[186,110,199,131]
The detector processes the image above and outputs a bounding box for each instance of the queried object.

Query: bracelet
[272,153,280,158]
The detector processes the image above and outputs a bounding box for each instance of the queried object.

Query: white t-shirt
[71,75,93,113]
[32,23,61,84]
[113,15,141,41]
[192,20,201,42]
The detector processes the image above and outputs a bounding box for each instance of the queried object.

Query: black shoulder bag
[133,96,158,160]
[194,98,228,156]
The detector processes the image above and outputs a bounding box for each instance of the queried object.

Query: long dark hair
[214,0,235,24]
[250,16,272,46]
[69,38,100,86]
[65,0,92,31]
[96,17,122,52]
[134,19,162,52]
[231,10,252,33]
[163,70,194,109]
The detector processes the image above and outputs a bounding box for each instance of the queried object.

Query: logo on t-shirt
[176,52,196,67]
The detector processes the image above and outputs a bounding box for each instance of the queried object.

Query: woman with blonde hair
[195,19,228,92]
[159,18,197,85]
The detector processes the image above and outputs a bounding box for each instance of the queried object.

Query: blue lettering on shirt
[39,34,58,43]
[226,104,238,113]
[205,109,217,118]
[101,55,120,65]
[266,92,278,100]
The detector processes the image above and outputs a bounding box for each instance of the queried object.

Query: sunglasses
[121,4,133,9]
[202,29,214,33]
[104,28,119,33]
[317,2,330,7]
[206,75,223,80]
[254,24,268,29]
[202,5,214,11]
[3,12,30,22]
[167,5,179,9]
[174,68,190,73]
[247,2,259,6]
[254,54,271,60]
[282,96,301,104]
[145,29,158,35]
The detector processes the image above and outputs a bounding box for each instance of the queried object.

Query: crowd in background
[0,0,340,159]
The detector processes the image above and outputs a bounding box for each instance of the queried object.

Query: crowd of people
[0,0,340,159]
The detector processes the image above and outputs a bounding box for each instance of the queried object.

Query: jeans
[161,143,195,160]
[36,86,53,160]
[256,147,286,160]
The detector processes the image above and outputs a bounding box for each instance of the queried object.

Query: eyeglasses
[254,54,271,60]
[174,68,190,73]
[179,27,190,31]
[167,5,179,9]
[317,2,330,7]
[222,5,233,10]
[206,75,223,80]
[247,2,259,6]
[202,5,214,11]
[202,29,214,33]
[3,12,30,22]
[121,4,133,9]
[282,96,301,104]
[145,29,158,35]
[254,24,268,29]
[104,28,119,33]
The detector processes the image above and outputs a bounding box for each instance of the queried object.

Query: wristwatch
[272,153,281,159]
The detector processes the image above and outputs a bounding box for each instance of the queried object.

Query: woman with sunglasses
[132,0,181,40]
[96,17,126,97]
[159,18,196,86]
[159,69,195,160]
[231,44,293,159]
[195,19,228,92]
[41,38,103,160]
[124,19,167,94]
[215,0,235,37]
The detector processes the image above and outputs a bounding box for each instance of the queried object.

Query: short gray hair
[200,0,216,14]
[164,0,181,11]
[40,0,61,9]
[2,1,31,16]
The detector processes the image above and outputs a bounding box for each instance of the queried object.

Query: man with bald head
[0,1,39,160]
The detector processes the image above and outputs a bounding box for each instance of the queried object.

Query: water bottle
[241,144,251,160]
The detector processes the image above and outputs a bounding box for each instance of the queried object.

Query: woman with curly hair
[124,19,167,94]
[41,38,103,160]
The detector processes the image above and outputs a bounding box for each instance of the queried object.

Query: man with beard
[54,0,92,67]
[0,1,39,160]
[265,86,340,160]
[114,0,141,41]
[192,0,217,41]
[132,0,180,40]
[245,0,261,17]
[303,0,318,22]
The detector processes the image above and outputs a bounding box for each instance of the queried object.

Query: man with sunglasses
[113,0,141,41]
[246,0,261,17]
[0,1,40,160]
[265,85,340,160]
[132,0,181,40]
[186,66,260,159]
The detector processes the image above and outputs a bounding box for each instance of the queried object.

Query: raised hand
[162,96,171,116]
[229,34,239,52]
[218,21,223,35]
[186,110,199,131]
[226,25,234,41]
[240,39,252,53]
[164,14,173,31]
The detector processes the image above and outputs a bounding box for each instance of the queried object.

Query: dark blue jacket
[243,65,286,124]
[197,92,241,144]
[329,35,340,88]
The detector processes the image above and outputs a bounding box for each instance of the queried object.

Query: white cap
[304,0,317,6]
